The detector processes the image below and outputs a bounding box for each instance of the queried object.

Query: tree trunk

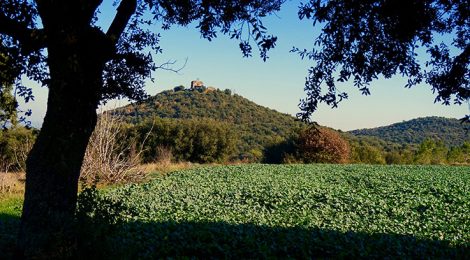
[17,27,108,258]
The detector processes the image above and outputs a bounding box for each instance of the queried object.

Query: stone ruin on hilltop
[191,80,204,89]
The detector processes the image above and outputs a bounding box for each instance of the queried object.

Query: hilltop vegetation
[113,88,305,160]
[113,87,358,163]
[349,117,469,147]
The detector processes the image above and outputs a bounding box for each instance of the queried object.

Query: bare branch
[106,0,137,44]
[80,111,148,185]
[155,58,188,74]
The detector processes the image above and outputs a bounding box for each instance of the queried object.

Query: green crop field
[76,164,469,258]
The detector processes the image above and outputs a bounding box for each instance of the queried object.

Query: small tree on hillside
[350,142,386,165]
[414,139,448,165]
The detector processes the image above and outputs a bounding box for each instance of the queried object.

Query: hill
[349,117,469,147]
[111,88,468,163]
[112,87,305,159]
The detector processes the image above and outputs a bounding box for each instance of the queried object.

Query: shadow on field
[78,220,469,259]
[1,213,468,259]
[0,213,20,258]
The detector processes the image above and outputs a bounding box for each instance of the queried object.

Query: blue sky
[23,0,469,131]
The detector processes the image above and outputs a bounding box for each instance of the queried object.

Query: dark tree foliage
[0,83,17,127]
[0,54,24,128]
[129,117,238,163]
[0,0,281,108]
[0,0,283,257]
[294,0,469,122]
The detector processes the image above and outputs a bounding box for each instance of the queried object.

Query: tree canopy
[0,0,284,257]
[1,1,468,123]
[0,0,282,112]
[293,0,469,122]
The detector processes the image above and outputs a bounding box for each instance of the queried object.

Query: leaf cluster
[294,0,469,122]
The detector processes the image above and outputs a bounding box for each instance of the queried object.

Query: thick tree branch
[0,13,46,53]
[106,0,137,43]
[82,0,104,25]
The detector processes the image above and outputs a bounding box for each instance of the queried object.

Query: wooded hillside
[112,88,305,160]
[349,117,469,147]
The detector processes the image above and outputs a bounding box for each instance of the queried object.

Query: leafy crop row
[79,164,470,258]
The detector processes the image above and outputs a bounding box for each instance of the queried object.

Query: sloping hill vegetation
[129,117,238,163]
[109,89,469,165]
[349,117,469,147]
[113,88,305,160]
[1,92,469,167]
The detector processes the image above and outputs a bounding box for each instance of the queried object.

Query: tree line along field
[1,89,469,174]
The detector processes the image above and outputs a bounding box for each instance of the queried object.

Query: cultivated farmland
[77,164,470,258]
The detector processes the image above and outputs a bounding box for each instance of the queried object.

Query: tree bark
[17,26,110,258]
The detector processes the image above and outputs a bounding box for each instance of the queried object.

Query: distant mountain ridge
[349,117,469,147]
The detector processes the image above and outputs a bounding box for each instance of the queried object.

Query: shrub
[173,85,185,92]
[385,151,403,165]
[0,127,37,173]
[155,145,173,166]
[350,143,386,164]
[80,112,147,185]
[263,138,296,164]
[296,127,350,164]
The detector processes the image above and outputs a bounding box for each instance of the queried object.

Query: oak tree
[0,0,281,257]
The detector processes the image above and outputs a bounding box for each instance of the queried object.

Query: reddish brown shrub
[297,127,350,164]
